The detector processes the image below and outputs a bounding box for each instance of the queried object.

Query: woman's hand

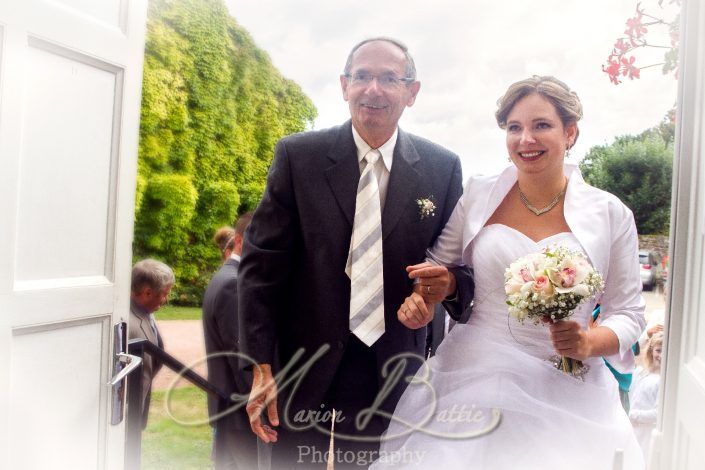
[397,292,434,329]
[407,262,456,304]
[549,320,593,361]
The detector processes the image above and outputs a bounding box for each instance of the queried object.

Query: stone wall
[638,234,670,259]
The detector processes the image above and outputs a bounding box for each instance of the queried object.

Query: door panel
[10,317,111,469]
[15,38,122,284]
[0,1,148,469]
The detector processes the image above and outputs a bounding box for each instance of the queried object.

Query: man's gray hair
[343,37,417,80]
[131,258,175,293]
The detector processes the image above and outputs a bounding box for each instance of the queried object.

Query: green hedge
[134,0,317,305]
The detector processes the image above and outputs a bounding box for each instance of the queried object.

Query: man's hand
[407,262,456,304]
[246,363,279,443]
[397,292,434,329]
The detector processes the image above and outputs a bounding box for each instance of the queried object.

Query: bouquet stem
[561,356,580,374]
[554,355,590,380]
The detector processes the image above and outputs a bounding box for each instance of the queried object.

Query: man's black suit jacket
[238,120,467,424]
[202,258,252,431]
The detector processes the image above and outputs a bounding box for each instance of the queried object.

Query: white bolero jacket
[428,163,646,373]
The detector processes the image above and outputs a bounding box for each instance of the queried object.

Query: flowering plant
[602,0,681,85]
[416,197,436,220]
[505,245,604,378]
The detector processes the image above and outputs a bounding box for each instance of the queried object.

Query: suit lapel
[382,129,420,239]
[138,315,155,344]
[324,121,359,228]
[131,300,161,348]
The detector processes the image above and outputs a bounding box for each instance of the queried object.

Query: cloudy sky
[224,0,679,178]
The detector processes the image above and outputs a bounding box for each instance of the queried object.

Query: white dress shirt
[351,125,397,211]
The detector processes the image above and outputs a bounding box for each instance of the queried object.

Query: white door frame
[654,0,705,468]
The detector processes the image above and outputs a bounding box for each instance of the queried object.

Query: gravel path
[152,319,207,391]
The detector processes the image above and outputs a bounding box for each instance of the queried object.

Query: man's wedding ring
[426,285,431,294]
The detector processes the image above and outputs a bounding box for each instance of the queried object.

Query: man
[238,37,470,468]
[128,258,174,429]
[202,212,257,469]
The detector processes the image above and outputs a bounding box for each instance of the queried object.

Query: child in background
[629,331,664,462]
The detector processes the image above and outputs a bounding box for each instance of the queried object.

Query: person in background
[203,212,256,469]
[659,254,668,295]
[214,226,236,262]
[630,331,664,461]
[128,258,175,429]
[639,309,665,352]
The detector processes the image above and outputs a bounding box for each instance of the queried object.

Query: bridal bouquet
[504,245,604,378]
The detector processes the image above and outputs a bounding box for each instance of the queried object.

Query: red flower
[621,56,641,80]
[603,58,622,84]
[625,16,648,38]
[614,38,631,53]
[670,31,679,47]
[625,4,648,38]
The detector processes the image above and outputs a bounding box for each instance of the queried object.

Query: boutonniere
[416,196,436,220]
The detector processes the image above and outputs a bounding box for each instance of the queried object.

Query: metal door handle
[107,353,142,386]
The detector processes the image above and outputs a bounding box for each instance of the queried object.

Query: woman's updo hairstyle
[495,75,583,149]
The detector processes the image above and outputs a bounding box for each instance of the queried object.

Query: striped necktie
[347,149,385,346]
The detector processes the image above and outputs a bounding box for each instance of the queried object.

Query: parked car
[639,250,662,291]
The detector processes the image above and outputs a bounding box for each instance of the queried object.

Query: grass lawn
[158,305,203,321]
[142,386,213,469]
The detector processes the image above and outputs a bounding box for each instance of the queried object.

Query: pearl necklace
[518,183,566,216]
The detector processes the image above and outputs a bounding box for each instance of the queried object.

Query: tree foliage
[580,113,673,235]
[134,0,317,305]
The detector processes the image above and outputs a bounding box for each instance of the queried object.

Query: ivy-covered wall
[134,0,317,305]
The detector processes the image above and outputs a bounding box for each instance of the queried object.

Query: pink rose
[532,274,554,298]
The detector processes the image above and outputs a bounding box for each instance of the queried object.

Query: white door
[0,1,148,469]
[654,0,705,468]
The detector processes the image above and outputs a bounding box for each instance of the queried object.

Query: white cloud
[225,0,679,178]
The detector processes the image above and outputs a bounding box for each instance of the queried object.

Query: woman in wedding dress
[371,76,646,469]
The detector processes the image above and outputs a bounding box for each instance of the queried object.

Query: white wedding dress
[372,225,644,470]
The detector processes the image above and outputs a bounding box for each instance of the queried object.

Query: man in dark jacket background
[202,212,255,469]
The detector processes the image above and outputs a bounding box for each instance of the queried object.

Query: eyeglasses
[344,71,415,89]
